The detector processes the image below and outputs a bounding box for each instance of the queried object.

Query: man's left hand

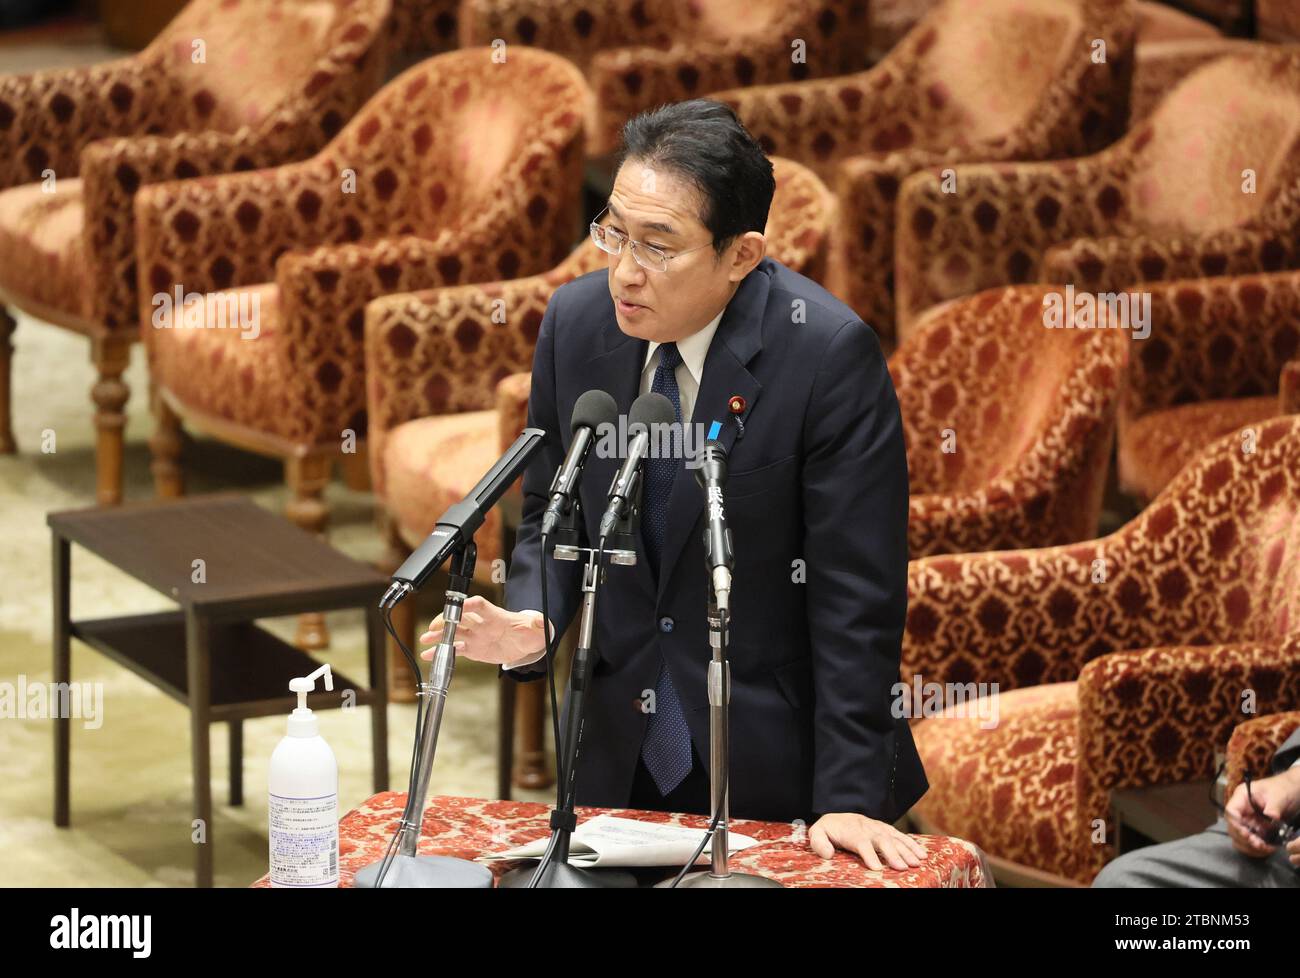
[808,813,927,871]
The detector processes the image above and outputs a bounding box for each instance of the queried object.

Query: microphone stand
[498,480,640,888]
[666,556,781,888]
[354,543,494,889]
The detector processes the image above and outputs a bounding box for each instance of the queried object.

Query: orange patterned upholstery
[387,0,460,54]
[894,48,1300,337]
[1117,270,1300,502]
[460,0,871,156]
[366,157,837,558]
[891,286,1128,558]
[907,415,1300,883]
[1225,711,1300,798]
[1257,0,1300,42]
[1130,37,1262,123]
[0,0,391,332]
[1135,1,1221,43]
[713,0,1135,345]
[139,48,592,454]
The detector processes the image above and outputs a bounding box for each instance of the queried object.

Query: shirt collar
[643,305,726,386]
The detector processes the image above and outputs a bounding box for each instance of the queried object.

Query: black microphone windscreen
[629,391,676,428]
[571,389,619,434]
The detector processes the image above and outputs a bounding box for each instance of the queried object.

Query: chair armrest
[893,153,1130,330]
[84,129,302,333]
[1226,711,1300,797]
[1078,641,1300,795]
[1118,271,1300,423]
[1042,227,1300,296]
[364,270,560,496]
[903,537,1168,692]
[135,157,361,301]
[459,0,677,64]
[0,56,177,189]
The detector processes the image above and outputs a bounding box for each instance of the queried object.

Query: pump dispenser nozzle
[286,664,333,737]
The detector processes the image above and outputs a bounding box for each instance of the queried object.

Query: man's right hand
[420,595,552,668]
[1224,767,1300,857]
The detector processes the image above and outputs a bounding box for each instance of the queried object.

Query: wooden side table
[48,494,390,887]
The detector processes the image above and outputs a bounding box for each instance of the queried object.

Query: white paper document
[486,814,760,868]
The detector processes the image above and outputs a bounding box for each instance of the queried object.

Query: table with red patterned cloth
[252,793,992,888]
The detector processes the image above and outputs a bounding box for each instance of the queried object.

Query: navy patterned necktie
[639,342,693,796]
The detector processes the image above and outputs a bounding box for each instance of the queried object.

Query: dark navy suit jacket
[504,256,927,824]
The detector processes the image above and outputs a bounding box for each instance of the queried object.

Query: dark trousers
[627,746,712,817]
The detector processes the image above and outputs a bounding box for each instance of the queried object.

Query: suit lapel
[655,263,770,603]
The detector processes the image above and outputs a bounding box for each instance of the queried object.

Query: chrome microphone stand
[668,539,781,888]
[354,543,493,889]
[498,483,639,888]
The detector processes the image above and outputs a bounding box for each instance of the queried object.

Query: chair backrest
[891,285,1127,496]
[149,0,390,135]
[1126,50,1300,234]
[318,47,592,246]
[1117,413,1300,645]
[901,0,1093,145]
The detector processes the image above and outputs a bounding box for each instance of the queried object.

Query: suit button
[659,616,674,633]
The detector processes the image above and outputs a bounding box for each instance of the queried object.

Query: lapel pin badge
[728,394,746,440]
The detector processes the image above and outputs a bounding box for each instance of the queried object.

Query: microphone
[598,392,676,539]
[542,390,618,538]
[392,427,546,591]
[695,439,734,610]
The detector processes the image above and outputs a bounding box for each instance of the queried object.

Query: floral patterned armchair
[906,416,1300,884]
[0,0,391,504]
[711,0,1136,345]
[1117,269,1300,502]
[892,286,1128,558]
[893,47,1300,340]
[459,0,872,156]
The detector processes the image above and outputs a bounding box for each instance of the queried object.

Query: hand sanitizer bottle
[269,664,339,887]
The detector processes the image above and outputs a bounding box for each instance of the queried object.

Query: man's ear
[726,231,766,283]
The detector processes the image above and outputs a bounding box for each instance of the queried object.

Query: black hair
[616,99,775,257]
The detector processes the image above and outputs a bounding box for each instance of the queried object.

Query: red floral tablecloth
[252,793,992,888]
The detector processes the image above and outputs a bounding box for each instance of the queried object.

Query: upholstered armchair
[893,48,1300,340]
[136,48,591,646]
[363,154,834,735]
[891,286,1128,558]
[0,0,391,505]
[1130,37,1260,122]
[905,416,1300,884]
[1118,269,1300,502]
[712,0,1136,344]
[459,0,871,156]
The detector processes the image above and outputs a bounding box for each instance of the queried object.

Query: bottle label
[269,793,338,887]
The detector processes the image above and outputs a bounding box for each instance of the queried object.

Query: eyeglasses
[589,207,713,273]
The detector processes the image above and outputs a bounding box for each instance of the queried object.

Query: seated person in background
[1094,727,1300,887]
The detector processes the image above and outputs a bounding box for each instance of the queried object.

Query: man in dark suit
[422,99,928,870]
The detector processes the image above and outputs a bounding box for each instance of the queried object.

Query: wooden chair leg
[149,394,185,498]
[91,334,131,506]
[0,307,15,454]
[515,677,551,789]
[285,454,333,650]
[498,675,517,800]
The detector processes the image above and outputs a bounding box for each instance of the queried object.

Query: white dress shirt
[506,305,728,670]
